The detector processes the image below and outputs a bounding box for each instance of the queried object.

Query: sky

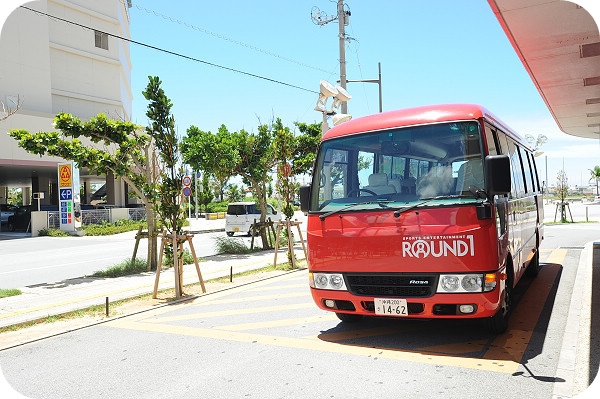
[1,0,600,188]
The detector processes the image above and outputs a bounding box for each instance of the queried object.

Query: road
[0,211,308,289]
[1,202,597,289]
[0,231,234,288]
[0,220,598,398]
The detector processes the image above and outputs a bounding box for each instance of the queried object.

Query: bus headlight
[439,275,460,292]
[309,272,348,291]
[437,273,495,293]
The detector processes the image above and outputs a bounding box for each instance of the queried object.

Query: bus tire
[336,313,362,323]
[524,251,540,278]
[484,272,513,334]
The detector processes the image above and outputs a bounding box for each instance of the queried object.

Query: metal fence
[46,208,146,228]
[48,211,59,229]
[128,207,146,221]
[82,209,110,225]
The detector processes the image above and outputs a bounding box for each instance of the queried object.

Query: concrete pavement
[0,214,309,331]
[1,204,600,398]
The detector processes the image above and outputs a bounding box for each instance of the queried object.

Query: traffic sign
[182,186,192,197]
[182,175,192,186]
[60,188,73,201]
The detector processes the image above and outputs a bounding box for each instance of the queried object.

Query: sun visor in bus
[381,141,447,159]
[485,155,511,195]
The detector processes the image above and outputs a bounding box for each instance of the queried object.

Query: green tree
[142,76,189,298]
[589,165,600,195]
[182,124,237,200]
[183,122,276,248]
[8,112,160,270]
[198,173,214,213]
[291,122,321,175]
[556,170,569,222]
[226,184,245,202]
[273,118,295,219]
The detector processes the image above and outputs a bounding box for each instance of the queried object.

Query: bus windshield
[311,121,485,212]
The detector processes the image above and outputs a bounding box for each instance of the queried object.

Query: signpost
[182,175,192,219]
[58,162,82,233]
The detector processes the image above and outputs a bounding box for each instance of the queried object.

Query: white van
[225,201,281,236]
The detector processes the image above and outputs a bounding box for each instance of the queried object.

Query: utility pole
[311,1,351,114]
[337,0,348,114]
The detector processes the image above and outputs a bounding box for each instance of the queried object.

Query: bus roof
[323,103,527,146]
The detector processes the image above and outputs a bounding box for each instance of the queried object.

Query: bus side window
[484,125,499,155]
[518,146,534,194]
[526,152,540,192]
[507,139,525,197]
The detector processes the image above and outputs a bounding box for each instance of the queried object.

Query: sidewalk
[0,214,307,331]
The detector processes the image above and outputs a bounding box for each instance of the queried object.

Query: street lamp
[314,79,352,133]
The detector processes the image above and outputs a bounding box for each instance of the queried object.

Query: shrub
[83,219,146,236]
[162,245,196,266]
[0,288,21,298]
[91,258,148,278]
[38,228,71,237]
[214,236,254,254]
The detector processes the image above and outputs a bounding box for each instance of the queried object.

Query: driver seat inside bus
[364,173,397,195]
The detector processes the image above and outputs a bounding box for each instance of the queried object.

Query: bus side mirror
[485,155,511,196]
[299,185,311,213]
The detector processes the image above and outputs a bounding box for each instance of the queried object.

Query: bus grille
[345,274,437,298]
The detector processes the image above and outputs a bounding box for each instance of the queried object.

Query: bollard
[230,266,233,283]
[105,297,109,317]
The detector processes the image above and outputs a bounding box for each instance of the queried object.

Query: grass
[90,258,148,278]
[0,288,21,298]
[214,236,263,254]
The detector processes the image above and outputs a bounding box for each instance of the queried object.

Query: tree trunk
[146,205,158,271]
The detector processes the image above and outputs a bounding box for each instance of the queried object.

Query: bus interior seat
[389,178,402,193]
[364,173,396,195]
[400,177,416,195]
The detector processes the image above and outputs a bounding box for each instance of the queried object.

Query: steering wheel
[347,188,378,197]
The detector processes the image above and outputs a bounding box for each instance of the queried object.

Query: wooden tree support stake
[152,230,205,299]
[273,219,307,269]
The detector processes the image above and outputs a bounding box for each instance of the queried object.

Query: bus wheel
[336,313,362,323]
[525,251,540,278]
[484,281,512,334]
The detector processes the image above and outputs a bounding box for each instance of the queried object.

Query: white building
[0,0,133,208]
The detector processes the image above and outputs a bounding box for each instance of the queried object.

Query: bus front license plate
[374,298,409,317]
[233,227,239,232]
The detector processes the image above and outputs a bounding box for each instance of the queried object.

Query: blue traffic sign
[60,188,72,200]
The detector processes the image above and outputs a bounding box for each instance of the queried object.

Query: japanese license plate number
[374,298,409,317]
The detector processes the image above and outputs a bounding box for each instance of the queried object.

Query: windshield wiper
[392,195,463,218]
[319,200,392,220]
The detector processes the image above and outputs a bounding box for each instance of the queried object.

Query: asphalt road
[0,221,598,399]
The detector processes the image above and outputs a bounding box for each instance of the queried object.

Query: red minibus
[299,104,544,333]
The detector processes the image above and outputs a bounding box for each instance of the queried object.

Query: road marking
[483,251,563,363]
[219,314,337,331]
[105,248,568,374]
[144,303,315,323]
[107,318,520,373]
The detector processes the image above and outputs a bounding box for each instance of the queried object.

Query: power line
[20,5,318,95]
[128,1,336,76]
